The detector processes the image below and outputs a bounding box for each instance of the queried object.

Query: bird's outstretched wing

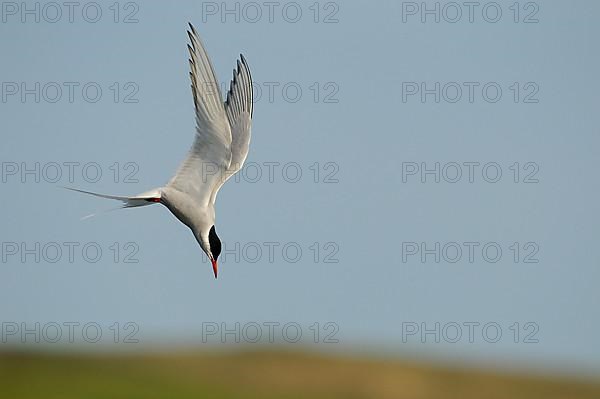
[167,24,233,207]
[210,54,254,204]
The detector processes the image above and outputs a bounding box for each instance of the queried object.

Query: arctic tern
[66,24,253,278]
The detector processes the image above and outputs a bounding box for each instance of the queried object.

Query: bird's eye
[208,225,222,260]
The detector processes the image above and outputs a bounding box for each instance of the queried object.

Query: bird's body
[66,24,253,278]
[160,186,215,247]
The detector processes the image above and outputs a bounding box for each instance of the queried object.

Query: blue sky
[1,0,599,377]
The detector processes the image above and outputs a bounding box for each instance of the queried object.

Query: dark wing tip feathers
[187,30,195,47]
[226,54,252,115]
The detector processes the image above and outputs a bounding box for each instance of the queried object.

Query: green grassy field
[1,350,599,399]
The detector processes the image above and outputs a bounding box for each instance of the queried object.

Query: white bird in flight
[66,23,253,278]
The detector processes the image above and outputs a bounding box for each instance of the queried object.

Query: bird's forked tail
[61,186,162,220]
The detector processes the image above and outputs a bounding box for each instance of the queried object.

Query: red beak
[211,259,218,279]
